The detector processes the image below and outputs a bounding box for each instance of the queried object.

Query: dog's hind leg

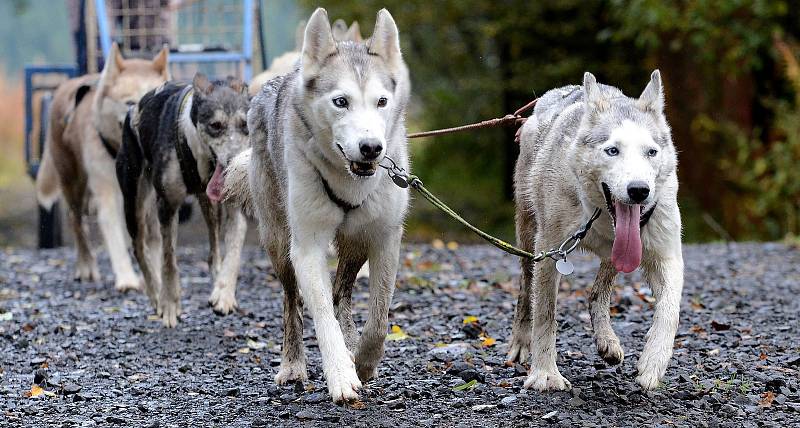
[208,207,246,315]
[268,237,308,384]
[62,178,99,282]
[507,207,537,364]
[198,195,222,280]
[524,241,571,392]
[354,229,402,382]
[87,142,142,292]
[333,235,368,352]
[132,179,162,312]
[636,246,683,390]
[157,206,181,328]
[590,260,624,365]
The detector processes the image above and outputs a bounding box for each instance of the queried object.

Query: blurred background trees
[303,0,800,242]
[1,1,799,245]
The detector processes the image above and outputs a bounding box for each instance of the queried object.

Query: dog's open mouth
[601,182,649,274]
[349,161,378,176]
[337,144,378,177]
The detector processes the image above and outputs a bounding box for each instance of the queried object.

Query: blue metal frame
[24,64,79,178]
[95,0,254,80]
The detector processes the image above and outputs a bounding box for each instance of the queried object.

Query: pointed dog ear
[583,72,607,113]
[637,69,664,113]
[368,9,401,66]
[151,45,170,80]
[193,73,214,96]
[331,19,348,40]
[302,8,336,77]
[345,21,363,42]
[225,76,248,96]
[103,42,125,79]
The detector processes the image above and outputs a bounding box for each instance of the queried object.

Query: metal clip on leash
[380,155,602,275]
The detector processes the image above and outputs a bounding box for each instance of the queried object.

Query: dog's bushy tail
[222,148,253,216]
[116,111,143,239]
[35,127,61,211]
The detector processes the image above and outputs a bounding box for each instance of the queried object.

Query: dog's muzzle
[337,144,378,177]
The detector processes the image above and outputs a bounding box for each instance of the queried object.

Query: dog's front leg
[208,207,247,315]
[354,227,402,382]
[333,237,368,352]
[524,253,571,391]
[158,209,181,328]
[290,227,362,403]
[590,260,624,365]
[637,247,683,390]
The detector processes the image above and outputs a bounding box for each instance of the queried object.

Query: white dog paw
[506,332,531,365]
[274,361,308,385]
[158,299,180,328]
[524,368,572,392]
[595,335,624,365]
[636,356,668,390]
[74,263,100,282]
[114,276,143,293]
[325,356,362,404]
[208,286,238,315]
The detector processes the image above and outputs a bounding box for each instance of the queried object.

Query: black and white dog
[116,73,250,327]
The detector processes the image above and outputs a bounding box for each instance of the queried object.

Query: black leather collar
[319,171,360,212]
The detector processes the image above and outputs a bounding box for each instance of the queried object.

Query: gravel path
[1,243,799,427]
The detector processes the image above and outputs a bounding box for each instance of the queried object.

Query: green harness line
[379,156,603,265]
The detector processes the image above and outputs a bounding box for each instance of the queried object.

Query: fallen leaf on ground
[0,312,12,321]
[386,325,409,341]
[463,316,479,325]
[237,347,250,354]
[246,339,266,350]
[25,385,44,398]
[759,391,775,407]
[431,239,445,250]
[452,379,478,391]
[480,336,496,347]
[348,400,366,409]
[446,241,459,250]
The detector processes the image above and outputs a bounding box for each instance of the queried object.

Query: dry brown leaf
[25,385,44,398]
[759,391,775,407]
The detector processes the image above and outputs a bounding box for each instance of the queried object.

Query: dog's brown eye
[647,148,658,157]
[208,122,225,132]
[332,97,348,108]
[605,147,619,156]
[239,121,249,136]
[377,97,388,108]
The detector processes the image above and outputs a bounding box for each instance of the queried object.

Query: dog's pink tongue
[611,201,642,273]
[206,164,224,203]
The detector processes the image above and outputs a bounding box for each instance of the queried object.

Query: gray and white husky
[509,71,683,391]
[223,8,410,403]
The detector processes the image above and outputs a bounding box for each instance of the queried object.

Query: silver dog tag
[556,259,574,275]
[391,174,409,188]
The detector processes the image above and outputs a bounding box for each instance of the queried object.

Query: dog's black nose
[359,139,383,160]
[627,181,650,203]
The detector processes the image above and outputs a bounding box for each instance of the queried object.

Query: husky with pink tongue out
[508,70,683,392]
[116,73,250,327]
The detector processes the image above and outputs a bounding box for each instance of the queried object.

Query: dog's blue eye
[377,97,388,108]
[647,148,658,157]
[332,97,348,108]
[605,147,619,156]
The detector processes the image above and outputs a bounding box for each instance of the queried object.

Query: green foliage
[297,1,800,242]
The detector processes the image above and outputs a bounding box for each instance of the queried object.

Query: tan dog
[36,43,169,291]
